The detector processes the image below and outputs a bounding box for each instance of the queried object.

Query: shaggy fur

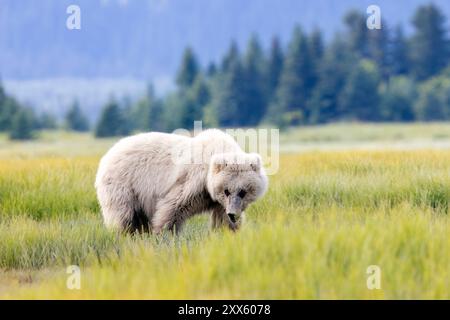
[95,129,268,234]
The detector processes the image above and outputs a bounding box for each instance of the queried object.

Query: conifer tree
[275,26,314,124]
[176,47,199,88]
[391,25,409,76]
[410,4,448,80]
[95,99,129,137]
[241,35,266,125]
[339,59,381,121]
[265,37,284,105]
[9,108,34,140]
[65,101,89,132]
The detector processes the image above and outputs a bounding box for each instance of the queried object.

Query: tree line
[0,83,58,139]
[1,4,450,139]
[95,3,450,136]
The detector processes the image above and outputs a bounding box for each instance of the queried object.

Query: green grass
[0,157,98,219]
[280,122,450,143]
[0,126,450,299]
[280,122,450,153]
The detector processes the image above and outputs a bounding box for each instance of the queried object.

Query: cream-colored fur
[95,129,268,233]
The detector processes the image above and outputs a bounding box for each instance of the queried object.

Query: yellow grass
[0,128,449,299]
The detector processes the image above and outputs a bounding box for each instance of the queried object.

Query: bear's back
[95,130,243,197]
[192,129,243,162]
[95,132,189,192]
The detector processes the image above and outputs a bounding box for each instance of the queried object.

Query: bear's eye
[238,189,247,198]
[224,189,230,197]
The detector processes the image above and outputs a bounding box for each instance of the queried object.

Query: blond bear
[95,129,268,233]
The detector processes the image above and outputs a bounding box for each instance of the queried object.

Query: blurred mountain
[2,0,450,80]
[1,0,450,120]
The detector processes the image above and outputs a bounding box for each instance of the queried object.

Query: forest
[1,4,449,139]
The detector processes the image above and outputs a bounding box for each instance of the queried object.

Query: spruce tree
[215,58,245,127]
[309,29,324,61]
[415,76,450,121]
[37,111,58,130]
[65,101,89,132]
[176,47,199,88]
[308,36,354,123]
[191,75,211,109]
[0,96,20,131]
[274,26,314,125]
[148,97,164,132]
[367,21,390,79]
[380,76,416,121]
[339,59,381,121]
[9,108,34,140]
[119,96,135,135]
[241,35,266,126]
[410,4,448,80]
[0,82,5,105]
[177,75,210,129]
[130,84,164,132]
[391,25,409,76]
[309,29,324,91]
[206,62,218,77]
[221,41,240,73]
[265,37,284,106]
[344,10,369,58]
[95,99,129,137]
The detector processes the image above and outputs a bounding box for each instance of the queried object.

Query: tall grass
[2,207,449,299]
[0,131,449,298]
[280,122,450,143]
[0,158,99,219]
[0,215,118,270]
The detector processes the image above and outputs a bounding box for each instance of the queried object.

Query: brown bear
[95,129,268,233]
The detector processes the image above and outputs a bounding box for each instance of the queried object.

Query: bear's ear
[249,154,262,172]
[211,154,227,174]
[213,162,226,174]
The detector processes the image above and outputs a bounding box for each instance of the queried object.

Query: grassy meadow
[0,123,450,299]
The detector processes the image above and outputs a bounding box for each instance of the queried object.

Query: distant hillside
[2,0,450,80]
[2,0,450,120]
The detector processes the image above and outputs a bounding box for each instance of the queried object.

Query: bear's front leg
[151,187,192,235]
[152,205,186,235]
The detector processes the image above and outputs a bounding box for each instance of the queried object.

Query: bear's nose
[227,213,236,223]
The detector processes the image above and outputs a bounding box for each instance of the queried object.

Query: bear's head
[207,152,268,227]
